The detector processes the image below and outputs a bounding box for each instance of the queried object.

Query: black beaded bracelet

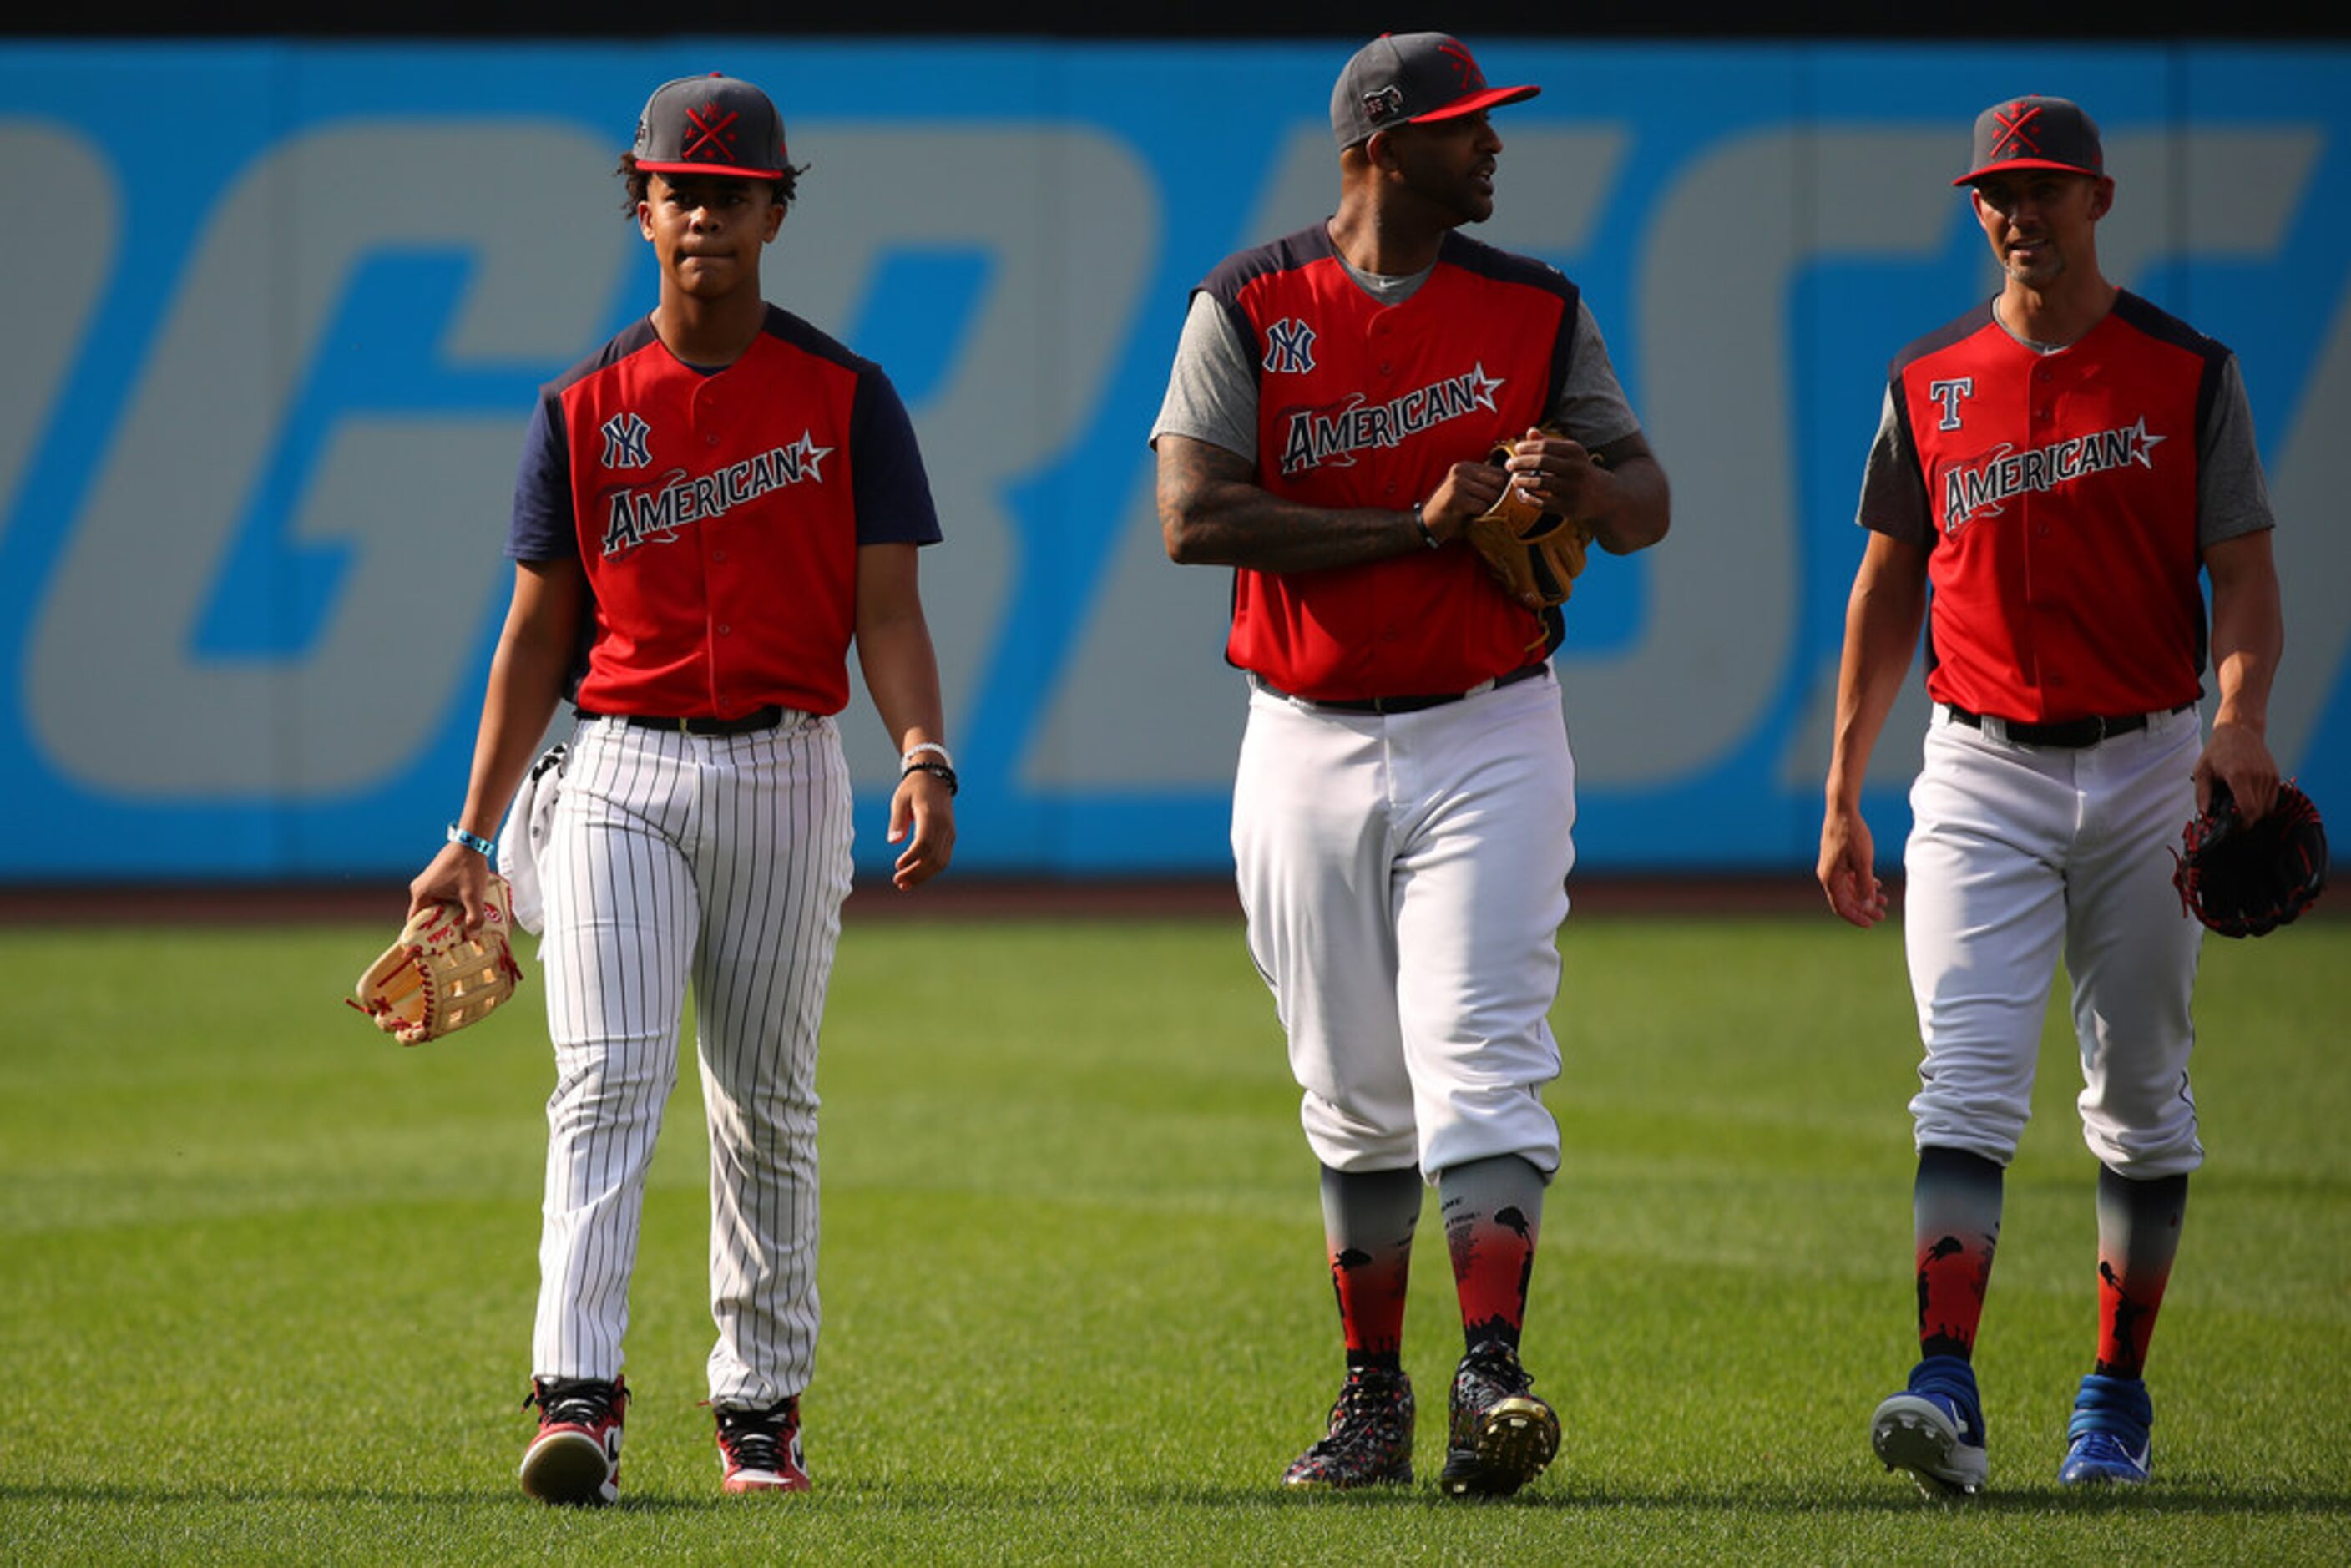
[1411,501,1440,550]
[902,761,959,797]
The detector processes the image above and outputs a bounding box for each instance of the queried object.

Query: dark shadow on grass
[9,1476,2348,1519]
[0,1481,696,1513]
[1111,1478,2351,1517]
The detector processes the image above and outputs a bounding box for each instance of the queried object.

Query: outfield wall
[3,40,2345,880]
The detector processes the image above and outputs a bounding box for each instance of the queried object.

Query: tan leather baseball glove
[348,876,525,1044]
[1464,430,1595,607]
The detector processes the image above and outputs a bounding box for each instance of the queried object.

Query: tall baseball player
[405,71,957,1505]
[1154,33,1670,1497]
[1818,94,2285,1496]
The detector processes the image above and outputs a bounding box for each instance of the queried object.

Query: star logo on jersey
[601,412,654,470]
[599,429,835,558]
[1275,362,1504,476]
[785,430,832,483]
[1940,417,2166,534]
[1263,317,1317,376]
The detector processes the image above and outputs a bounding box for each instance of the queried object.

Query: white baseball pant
[531,711,852,1408]
[1232,668,1574,1180]
[1902,703,2205,1177]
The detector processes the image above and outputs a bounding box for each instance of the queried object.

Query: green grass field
[2,904,2344,1563]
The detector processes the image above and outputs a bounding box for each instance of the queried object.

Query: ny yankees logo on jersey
[601,412,654,469]
[1940,419,2166,534]
[1277,362,1504,476]
[601,431,833,557]
[1263,318,1317,375]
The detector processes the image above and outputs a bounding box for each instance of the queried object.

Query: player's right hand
[1420,459,1515,543]
[409,842,493,931]
[1818,808,1888,928]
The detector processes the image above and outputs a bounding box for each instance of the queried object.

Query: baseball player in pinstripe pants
[407,72,957,1505]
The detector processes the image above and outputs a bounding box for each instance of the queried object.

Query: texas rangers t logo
[1928,378,1973,431]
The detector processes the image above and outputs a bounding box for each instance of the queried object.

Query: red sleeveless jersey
[1892,292,2223,722]
[541,310,909,719]
[1202,225,1577,700]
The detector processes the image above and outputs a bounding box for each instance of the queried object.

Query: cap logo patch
[1363,84,1404,125]
[1438,38,1484,90]
[1988,101,2044,162]
[682,101,741,162]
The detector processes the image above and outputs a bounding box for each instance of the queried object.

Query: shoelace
[717,1409,789,1471]
[1319,1376,1408,1442]
[528,1379,618,1426]
[1459,1346,1530,1394]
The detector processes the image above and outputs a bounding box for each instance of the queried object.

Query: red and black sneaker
[520,1375,628,1505]
[1438,1342,1559,1498]
[715,1395,811,1494]
[1281,1367,1415,1488]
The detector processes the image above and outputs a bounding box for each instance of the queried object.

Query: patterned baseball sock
[1318,1165,1423,1372]
[1913,1146,2004,1361]
[1438,1154,1545,1352]
[2091,1166,2189,1378]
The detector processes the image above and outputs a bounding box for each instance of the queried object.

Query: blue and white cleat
[1870,1355,1987,1497]
[2058,1373,2153,1485]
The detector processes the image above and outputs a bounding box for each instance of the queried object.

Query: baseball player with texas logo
[405,70,958,1504]
[1818,94,2287,1496]
[1154,33,1670,1496]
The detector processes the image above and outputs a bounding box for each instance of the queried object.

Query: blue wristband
[447,823,495,857]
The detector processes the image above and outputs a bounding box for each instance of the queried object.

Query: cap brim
[1408,83,1540,124]
[636,158,786,180]
[1954,157,2100,186]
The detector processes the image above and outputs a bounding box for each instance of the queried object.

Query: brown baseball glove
[2170,780,2328,938]
[348,876,525,1044]
[1464,430,1595,607]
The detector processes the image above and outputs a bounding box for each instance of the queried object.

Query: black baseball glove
[2170,780,2328,938]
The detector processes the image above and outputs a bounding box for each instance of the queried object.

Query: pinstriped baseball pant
[532,712,852,1407]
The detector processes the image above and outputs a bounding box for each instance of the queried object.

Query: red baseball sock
[1913,1146,2004,1360]
[1439,1155,1545,1351]
[2092,1166,2188,1378]
[1318,1165,1422,1371]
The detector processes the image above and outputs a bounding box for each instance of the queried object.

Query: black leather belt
[1256,662,1545,715]
[1944,702,2190,749]
[580,705,786,736]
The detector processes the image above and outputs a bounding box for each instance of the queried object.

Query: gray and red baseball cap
[1954,94,2104,185]
[1330,33,1539,149]
[632,73,788,180]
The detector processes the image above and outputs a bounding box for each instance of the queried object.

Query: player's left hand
[1499,426,1610,522]
[2194,720,2281,823]
[888,772,956,890]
